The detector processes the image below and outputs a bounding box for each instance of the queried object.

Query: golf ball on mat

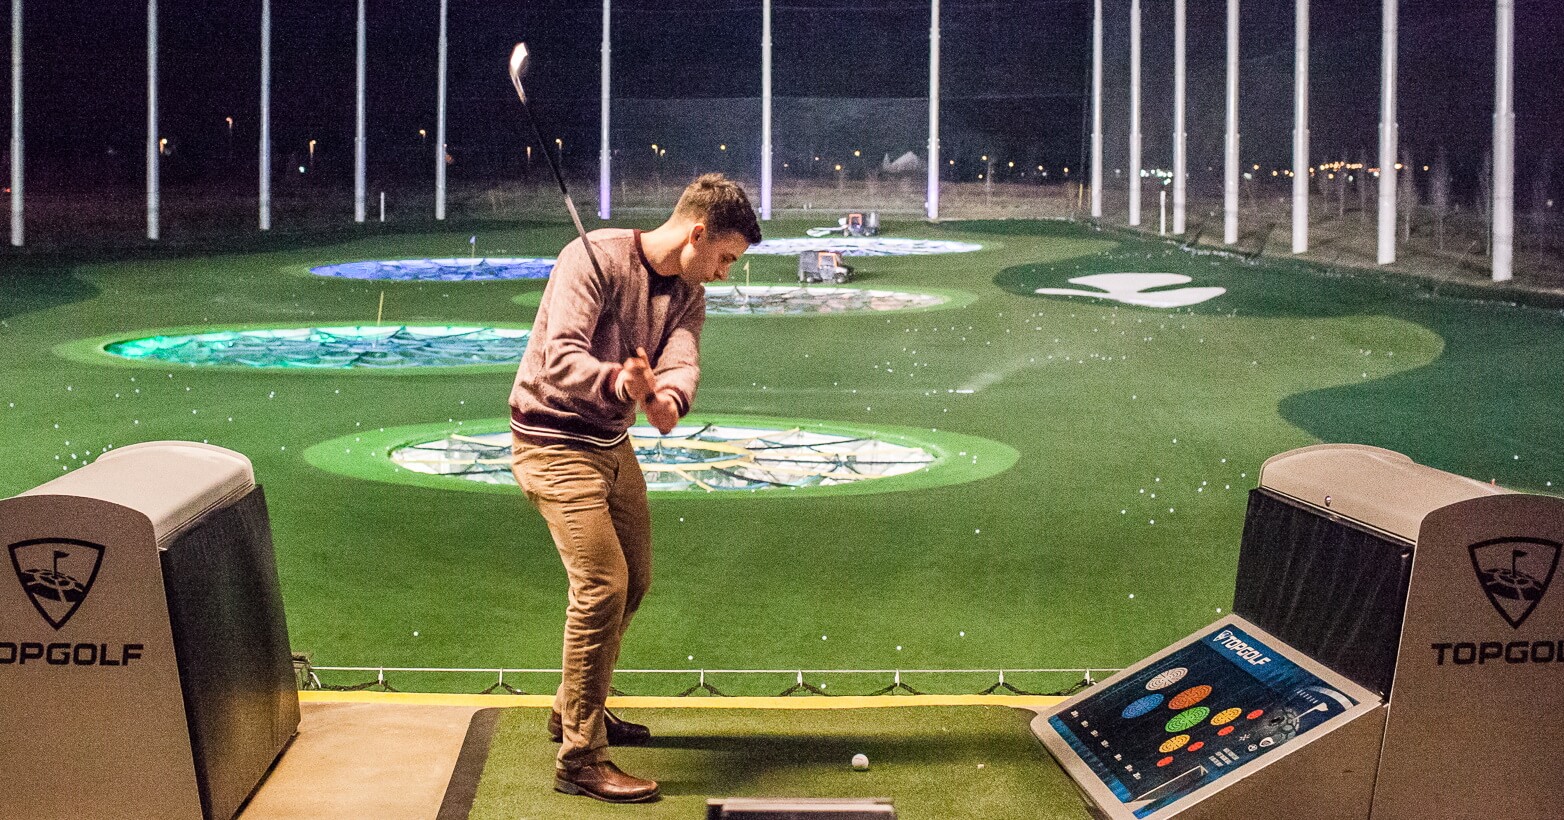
[851,754,869,771]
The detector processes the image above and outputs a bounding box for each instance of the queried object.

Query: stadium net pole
[1376,0,1397,265]
[147,0,159,241]
[599,0,611,220]
[760,0,772,221]
[1172,0,1186,236]
[1491,0,1514,282]
[1090,0,1102,220]
[10,0,21,247]
[1291,0,1309,254]
[355,0,367,224]
[435,0,448,220]
[926,0,940,221]
[1223,0,1239,245]
[259,0,271,231]
[1128,0,1141,227]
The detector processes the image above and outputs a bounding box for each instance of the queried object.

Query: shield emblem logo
[1469,537,1561,629]
[8,538,105,630]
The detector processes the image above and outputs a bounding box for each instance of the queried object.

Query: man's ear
[688,222,706,245]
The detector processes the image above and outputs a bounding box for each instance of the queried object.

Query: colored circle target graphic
[1210,707,1243,726]
[1145,667,1188,691]
[1159,734,1191,754]
[1164,707,1211,734]
[1168,685,1213,710]
[1120,694,1165,719]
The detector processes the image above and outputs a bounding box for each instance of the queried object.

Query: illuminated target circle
[396,424,935,492]
[747,237,982,257]
[303,416,1019,499]
[87,325,530,370]
[310,258,556,281]
[703,285,960,316]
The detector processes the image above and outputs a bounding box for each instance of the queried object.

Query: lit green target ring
[304,415,1018,499]
[56,324,532,372]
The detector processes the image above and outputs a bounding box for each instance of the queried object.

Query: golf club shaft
[518,99,607,280]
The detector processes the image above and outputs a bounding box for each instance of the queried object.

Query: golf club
[508,43,606,279]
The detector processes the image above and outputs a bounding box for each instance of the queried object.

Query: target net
[391,423,937,492]
[104,326,530,369]
[704,285,946,315]
[309,258,556,281]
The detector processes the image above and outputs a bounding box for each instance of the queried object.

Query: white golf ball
[851,753,869,771]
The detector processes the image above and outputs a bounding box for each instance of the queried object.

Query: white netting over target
[747,238,982,256]
[704,285,947,315]
[391,423,937,492]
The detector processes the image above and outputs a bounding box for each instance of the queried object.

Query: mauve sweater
[509,228,704,447]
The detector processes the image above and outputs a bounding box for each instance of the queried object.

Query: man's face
[678,225,751,287]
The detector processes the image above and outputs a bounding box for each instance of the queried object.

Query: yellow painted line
[299,691,1066,710]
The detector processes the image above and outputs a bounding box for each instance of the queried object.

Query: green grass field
[3,218,1561,694]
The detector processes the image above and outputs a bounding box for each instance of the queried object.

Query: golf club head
[508,43,531,105]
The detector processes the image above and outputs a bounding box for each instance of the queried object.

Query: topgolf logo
[8,539,105,630]
[1470,537,1560,629]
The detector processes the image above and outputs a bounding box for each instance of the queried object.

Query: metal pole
[760,0,772,220]
[147,0,159,241]
[926,0,940,221]
[1492,0,1514,282]
[1090,0,1103,219]
[10,0,22,246]
[598,0,610,219]
[1223,0,1239,245]
[259,0,271,230]
[1172,0,1186,235]
[435,0,447,220]
[354,0,366,223]
[1376,0,1397,265]
[1292,0,1309,253]
[1128,0,1141,226]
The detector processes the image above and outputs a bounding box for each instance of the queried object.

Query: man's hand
[616,347,656,402]
[643,391,680,435]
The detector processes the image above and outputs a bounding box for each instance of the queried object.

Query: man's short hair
[674,173,763,245]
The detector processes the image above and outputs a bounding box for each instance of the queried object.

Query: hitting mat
[457,705,1089,820]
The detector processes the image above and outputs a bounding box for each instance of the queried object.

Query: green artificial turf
[467,706,1089,820]
[1,218,1560,692]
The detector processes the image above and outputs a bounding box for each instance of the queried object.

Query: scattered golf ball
[851,754,869,771]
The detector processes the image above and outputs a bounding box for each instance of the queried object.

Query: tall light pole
[760,0,773,220]
[10,0,22,247]
[1376,0,1397,265]
[259,0,270,230]
[1090,0,1103,220]
[926,0,940,220]
[354,0,366,223]
[435,0,447,220]
[1223,0,1240,245]
[1172,0,1186,235]
[599,0,611,220]
[147,0,159,241]
[1492,0,1514,282]
[1292,0,1309,253]
[1128,0,1142,227]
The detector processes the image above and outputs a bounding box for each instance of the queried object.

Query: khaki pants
[511,436,652,770]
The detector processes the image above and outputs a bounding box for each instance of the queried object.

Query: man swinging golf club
[508,171,761,802]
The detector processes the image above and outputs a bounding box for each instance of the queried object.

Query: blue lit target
[1120,693,1165,719]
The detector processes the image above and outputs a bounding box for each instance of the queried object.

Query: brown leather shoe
[548,709,652,745]
[553,761,660,803]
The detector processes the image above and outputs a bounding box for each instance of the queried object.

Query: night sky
[2,0,1558,198]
